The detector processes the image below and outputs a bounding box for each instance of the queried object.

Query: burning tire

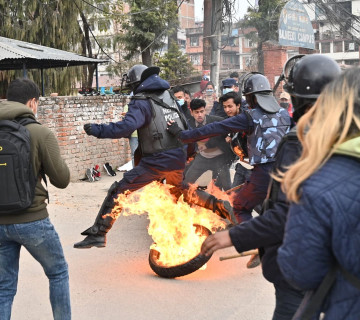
[148,225,212,278]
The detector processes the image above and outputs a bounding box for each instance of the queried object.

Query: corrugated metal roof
[0,36,109,70]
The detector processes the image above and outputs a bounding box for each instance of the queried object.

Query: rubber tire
[148,225,212,278]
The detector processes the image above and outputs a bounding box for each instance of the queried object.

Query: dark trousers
[272,285,305,320]
[183,154,231,190]
[115,165,184,196]
[233,163,273,223]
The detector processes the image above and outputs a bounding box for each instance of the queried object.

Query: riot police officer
[168,72,291,267]
[74,65,235,249]
[200,54,341,319]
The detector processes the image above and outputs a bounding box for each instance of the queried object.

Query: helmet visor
[283,55,305,83]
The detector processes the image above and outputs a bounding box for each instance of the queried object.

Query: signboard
[278,0,315,49]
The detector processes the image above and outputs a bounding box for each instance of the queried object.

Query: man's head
[7,78,40,115]
[184,89,191,107]
[230,71,239,83]
[283,54,341,122]
[222,78,238,94]
[123,64,160,91]
[242,73,279,112]
[220,92,241,117]
[190,99,206,124]
[172,86,186,106]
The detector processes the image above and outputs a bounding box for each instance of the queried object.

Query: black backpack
[0,118,39,214]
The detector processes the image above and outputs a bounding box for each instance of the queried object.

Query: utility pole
[210,0,222,94]
[202,0,212,73]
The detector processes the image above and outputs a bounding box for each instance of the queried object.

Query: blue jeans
[272,285,304,320]
[0,218,71,320]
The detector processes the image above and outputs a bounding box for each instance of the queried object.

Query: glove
[83,123,92,136]
[167,121,183,137]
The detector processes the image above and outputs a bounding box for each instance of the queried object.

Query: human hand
[83,123,93,135]
[167,120,183,137]
[200,230,232,257]
[225,136,231,143]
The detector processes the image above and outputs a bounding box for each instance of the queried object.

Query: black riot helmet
[122,64,160,91]
[242,73,272,95]
[242,73,280,113]
[283,54,341,121]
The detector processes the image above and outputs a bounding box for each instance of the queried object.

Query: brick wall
[263,41,288,95]
[38,95,131,181]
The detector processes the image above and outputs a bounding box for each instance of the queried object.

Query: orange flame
[104,181,226,267]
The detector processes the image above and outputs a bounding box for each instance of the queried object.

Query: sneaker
[92,165,101,181]
[247,253,261,269]
[104,163,116,176]
[86,168,94,182]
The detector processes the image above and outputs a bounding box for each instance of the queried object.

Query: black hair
[219,91,241,105]
[172,86,185,94]
[230,71,239,78]
[190,99,206,111]
[184,89,191,97]
[7,78,40,104]
[205,81,214,89]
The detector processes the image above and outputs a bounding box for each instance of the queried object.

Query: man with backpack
[0,78,71,319]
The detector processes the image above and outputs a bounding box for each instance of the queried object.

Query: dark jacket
[188,114,234,163]
[0,101,70,224]
[89,74,186,171]
[228,128,302,288]
[278,147,360,319]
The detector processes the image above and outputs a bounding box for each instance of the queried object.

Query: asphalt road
[12,172,275,320]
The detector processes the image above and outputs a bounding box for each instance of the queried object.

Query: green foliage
[239,0,286,70]
[155,42,194,81]
[0,0,122,94]
[115,0,179,65]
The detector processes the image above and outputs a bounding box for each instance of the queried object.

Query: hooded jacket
[89,74,186,171]
[277,136,360,319]
[0,101,70,224]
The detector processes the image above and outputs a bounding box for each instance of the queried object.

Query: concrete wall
[38,95,131,181]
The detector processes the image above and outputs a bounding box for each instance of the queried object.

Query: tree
[0,0,122,94]
[115,0,179,66]
[155,42,194,80]
[239,0,286,73]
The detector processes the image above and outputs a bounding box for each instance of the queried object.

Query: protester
[193,78,209,99]
[200,54,341,319]
[184,89,192,110]
[74,65,235,249]
[230,71,239,83]
[277,66,360,319]
[279,92,293,117]
[0,78,71,319]
[171,85,192,121]
[211,78,248,117]
[219,92,252,188]
[168,73,291,268]
[183,98,234,191]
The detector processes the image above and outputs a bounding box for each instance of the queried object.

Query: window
[333,41,343,53]
[190,36,199,47]
[190,54,200,65]
[345,41,359,52]
[321,42,330,53]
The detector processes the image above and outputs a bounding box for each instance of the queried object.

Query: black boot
[183,189,237,225]
[74,182,119,249]
[74,234,106,249]
[213,199,237,225]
